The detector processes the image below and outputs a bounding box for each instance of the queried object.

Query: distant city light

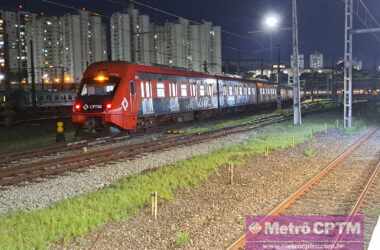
[263,13,280,31]
[64,75,72,83]
[0,73,4,81]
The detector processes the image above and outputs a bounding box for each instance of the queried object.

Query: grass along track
[227,127,379,250]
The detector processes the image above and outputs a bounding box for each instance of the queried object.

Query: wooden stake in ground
[229,163,234,185]
[151,192,158,220]
[292,136,295,147]
[265,146,269,157]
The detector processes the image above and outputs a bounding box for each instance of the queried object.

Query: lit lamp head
[94,73,109,82]
[263,13,280,31]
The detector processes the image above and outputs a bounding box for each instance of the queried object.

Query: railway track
[0,101,332,168]
[0,113,290,186]
[227,128,380,250]
[0,112,285,168]
[0,133,130,168]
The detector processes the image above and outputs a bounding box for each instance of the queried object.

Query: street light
[262,13,281,69]
[263,13,282,109]
[263,14,280,31]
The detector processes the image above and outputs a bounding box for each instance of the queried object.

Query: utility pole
[237,47,241,74]
[30,40,36,108]
[292,0,302,125]
[342,0,380,127]
[276,45,282,109]
[344,0,353,128]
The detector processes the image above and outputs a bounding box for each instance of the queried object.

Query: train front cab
[72,64,139,131]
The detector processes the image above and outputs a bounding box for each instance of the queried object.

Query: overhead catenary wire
[42,0,260,45]
[41,0,256,57]
[339,0,380,42]
[107,0,261,43]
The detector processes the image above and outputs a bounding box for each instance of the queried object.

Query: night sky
[1,0,379,69]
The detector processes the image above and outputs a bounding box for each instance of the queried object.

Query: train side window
[199,85,205,96]
[248,87,251,96]
[169,82,177,97]
[141,82,145,98]
[181,84,187,97]
[146,81,152,98]
[228,86,233,96]
[130,81,136,95]
[157,82,165,97]
[207,85,212,96]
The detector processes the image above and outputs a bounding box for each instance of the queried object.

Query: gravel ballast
[53,126,368,249]
[0,119,293,215]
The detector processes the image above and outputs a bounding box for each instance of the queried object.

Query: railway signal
[56,121,65,142]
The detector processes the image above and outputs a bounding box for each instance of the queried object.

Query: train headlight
[106,103,112,110]
[74,103,81,111]
[94,73,109,82]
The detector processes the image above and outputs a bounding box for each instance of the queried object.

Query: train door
[129,80,137,113]
[169,81,180,112]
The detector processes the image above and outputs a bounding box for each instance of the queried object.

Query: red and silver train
[72,62,293,131]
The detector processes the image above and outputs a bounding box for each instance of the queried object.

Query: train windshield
[80,76,120,97]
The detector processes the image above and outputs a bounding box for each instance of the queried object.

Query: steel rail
[332,156,380,248]
[227,128,378,250]
[0,115,288,186]
[0,113,287,168]
[350,160,380,215]
[0,100,332,167]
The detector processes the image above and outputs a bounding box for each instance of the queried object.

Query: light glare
[263,14,280,30]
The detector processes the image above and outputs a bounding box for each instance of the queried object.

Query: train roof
[87,61,280,87]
